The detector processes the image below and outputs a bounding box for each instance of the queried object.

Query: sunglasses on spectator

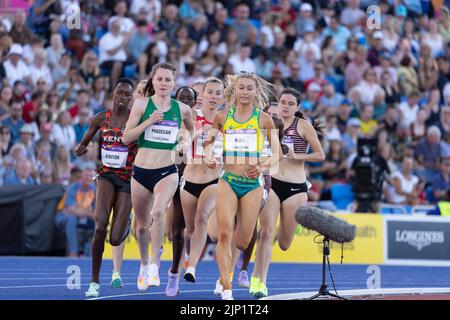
[1,130,10,134]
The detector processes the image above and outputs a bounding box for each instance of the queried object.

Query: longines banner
[384,216,450,266]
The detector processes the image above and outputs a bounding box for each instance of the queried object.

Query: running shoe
[85,282,100,298]
[213,279,223,296]
[184,266,196,283]
[253,282,268,299]
[222,289,234,300]
[165,271,180,297]
[110,271,123,288]
[137,264,149,291]
[249,277,260,295]
[147,263,160,287]
[295,224,303,236]
[238,270,250,288]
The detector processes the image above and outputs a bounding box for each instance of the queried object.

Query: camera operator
[347,137,391,213]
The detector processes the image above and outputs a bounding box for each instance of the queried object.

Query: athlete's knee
[137,222,151,234]
[194,212,209,229]
[218,229,233,244]
[235,236,251,251]
[278,238,292,251]
[150,208,165,222]
[259,227,274,243]
[109,235,124,247]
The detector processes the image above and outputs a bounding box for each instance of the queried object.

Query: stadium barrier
[0,184,65,255]
[103,213,450,266]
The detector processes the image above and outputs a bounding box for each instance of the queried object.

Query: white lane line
[87,288,252,300]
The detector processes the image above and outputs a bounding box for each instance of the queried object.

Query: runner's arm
[74,112,104,156]
[179,102,195,145]
[203,110,226,167]
[290,119,325,162]
[122,98,163,145]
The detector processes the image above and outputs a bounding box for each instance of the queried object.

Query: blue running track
[0,257,449,300]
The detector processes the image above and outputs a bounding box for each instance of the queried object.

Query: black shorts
[180,177,219,198]
[271,177,308,203]
[98,172,131,193]
[132,164,178,193]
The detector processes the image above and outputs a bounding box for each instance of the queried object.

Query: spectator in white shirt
[421,20,444,57]
[108,0,135,33]
[228,43,256,74]
[29,48,53,88]
[51,111,76,149]
[388,157,421,205]
[3,44,32,86]
[398,90,421,129]
[293,25,321,62]
[131,0,162,26]
[99,18,129,88]
[354,68,385,106]
[340,0,365,31]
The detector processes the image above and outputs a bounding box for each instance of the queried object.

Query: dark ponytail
[280,87,326,137]
[143,62,177,97]
[272,116,289,155]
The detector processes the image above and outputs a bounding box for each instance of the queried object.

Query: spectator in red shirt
[22,90,45,123]
[272,0,297,32]
[68,90,90,119]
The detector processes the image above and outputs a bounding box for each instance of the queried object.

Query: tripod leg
[305,293,323,300]
[327,292,347,300]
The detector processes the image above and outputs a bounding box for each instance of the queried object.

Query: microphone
[295,206,356,243]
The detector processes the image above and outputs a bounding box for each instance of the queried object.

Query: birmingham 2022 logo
[367,5,382,30]
[66,3,81,30]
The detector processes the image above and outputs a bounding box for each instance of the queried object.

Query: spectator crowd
[0,0,449,214]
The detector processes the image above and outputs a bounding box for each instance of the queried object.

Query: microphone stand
[306,236,347,300]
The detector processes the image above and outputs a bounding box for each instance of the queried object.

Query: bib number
[225,129,257,153]
[101,145,128,168]
[144,120,179,144]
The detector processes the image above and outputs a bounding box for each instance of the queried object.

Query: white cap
[373,31,383,40]
[20,124,34,134]
[300,3,313,12]
[347,118,361,127]
[308,82,321,92]
[9,43,23,56]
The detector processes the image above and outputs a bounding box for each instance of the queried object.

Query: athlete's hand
[245,165,261,179]
[146,111,164,126]
[176,140,190,155]
[285,148,295,160]
[205,156,217,169]
[74,144,87,156]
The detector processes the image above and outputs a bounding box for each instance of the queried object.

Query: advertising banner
[384,215,450,266]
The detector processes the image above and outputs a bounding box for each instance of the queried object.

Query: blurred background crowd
[0,0,449,214]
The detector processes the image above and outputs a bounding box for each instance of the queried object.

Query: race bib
[225,129,257,153]
[283,136,294,153]
[144,120,179,144]
[101,145,129,168]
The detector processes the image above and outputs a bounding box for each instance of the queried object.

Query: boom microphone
[295,206,357,243]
